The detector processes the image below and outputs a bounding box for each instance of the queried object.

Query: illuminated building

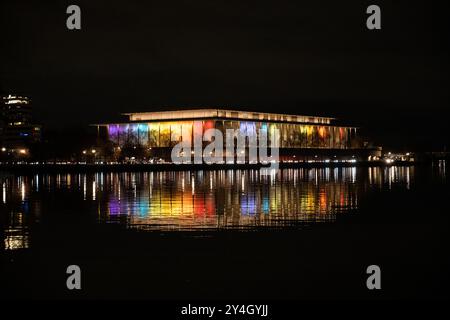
[1,95,41,156]
[94,109,381,162]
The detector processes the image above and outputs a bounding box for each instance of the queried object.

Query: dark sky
[1,0,449,150]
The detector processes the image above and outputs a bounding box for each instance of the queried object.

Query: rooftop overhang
[121,108,335,125]
[90,122,359,130]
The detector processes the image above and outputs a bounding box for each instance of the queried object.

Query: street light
[1,147,6,152]
[91,149,96,154]
[82,150,87,155]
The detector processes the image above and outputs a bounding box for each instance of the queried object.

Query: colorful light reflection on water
[0,164,447,250]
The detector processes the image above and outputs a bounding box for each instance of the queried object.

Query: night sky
[1,0,449,151]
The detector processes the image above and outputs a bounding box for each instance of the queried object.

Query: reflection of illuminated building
[4,227,29,250]
[0,168,422,236]
[3,212,30,250]
[93,109,380,162]
[1,176,35,250]
[99,170,359,230]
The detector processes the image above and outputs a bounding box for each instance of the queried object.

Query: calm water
[0,163,448,251]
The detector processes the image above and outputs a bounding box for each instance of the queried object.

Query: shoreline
[0,160,437,174]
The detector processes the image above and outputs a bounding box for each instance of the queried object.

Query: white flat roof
[123,108,334,124]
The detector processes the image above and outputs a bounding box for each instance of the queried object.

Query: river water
[1,163,447,250]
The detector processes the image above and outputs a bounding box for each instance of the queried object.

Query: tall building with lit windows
[1,94,41,155]
[94,109,381,162]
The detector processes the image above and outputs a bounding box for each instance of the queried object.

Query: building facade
[1,95,41,157]
[95,109,380,162]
